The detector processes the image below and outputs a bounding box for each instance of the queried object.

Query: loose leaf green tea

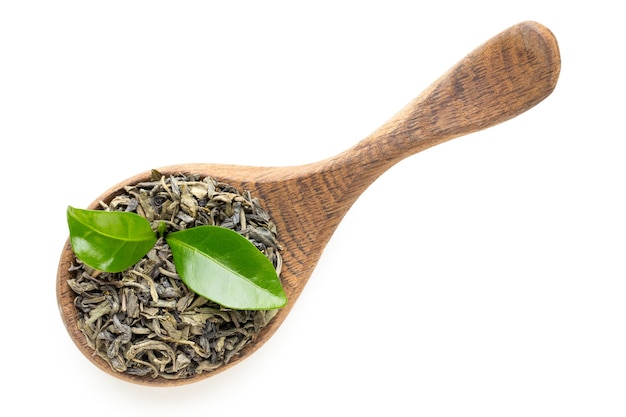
[168,226,287,309]
[67,206,157,272]
[65,172,285,379]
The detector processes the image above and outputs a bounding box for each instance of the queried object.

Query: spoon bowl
[57,21,560,386]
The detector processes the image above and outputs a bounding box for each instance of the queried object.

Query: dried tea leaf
[180,184,198,218]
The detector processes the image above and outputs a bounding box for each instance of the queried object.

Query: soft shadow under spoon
[57,21,560,386]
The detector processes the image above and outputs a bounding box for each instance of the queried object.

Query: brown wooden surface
[57,21,561,386]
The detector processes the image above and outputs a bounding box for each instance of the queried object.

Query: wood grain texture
[57,21,560,386]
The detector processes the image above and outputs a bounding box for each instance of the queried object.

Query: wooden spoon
[57,21,560,386]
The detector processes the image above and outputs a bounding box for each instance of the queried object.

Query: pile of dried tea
[66,171,283,379]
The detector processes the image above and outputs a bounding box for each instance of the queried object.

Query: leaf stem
[157,221,167,238]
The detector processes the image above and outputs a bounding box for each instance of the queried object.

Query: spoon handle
[332,20,560,187]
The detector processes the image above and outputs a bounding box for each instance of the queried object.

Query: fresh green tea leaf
[67,206,157,272]
[166,226,287,310]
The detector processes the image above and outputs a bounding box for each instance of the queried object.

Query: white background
[1,1,624,416]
